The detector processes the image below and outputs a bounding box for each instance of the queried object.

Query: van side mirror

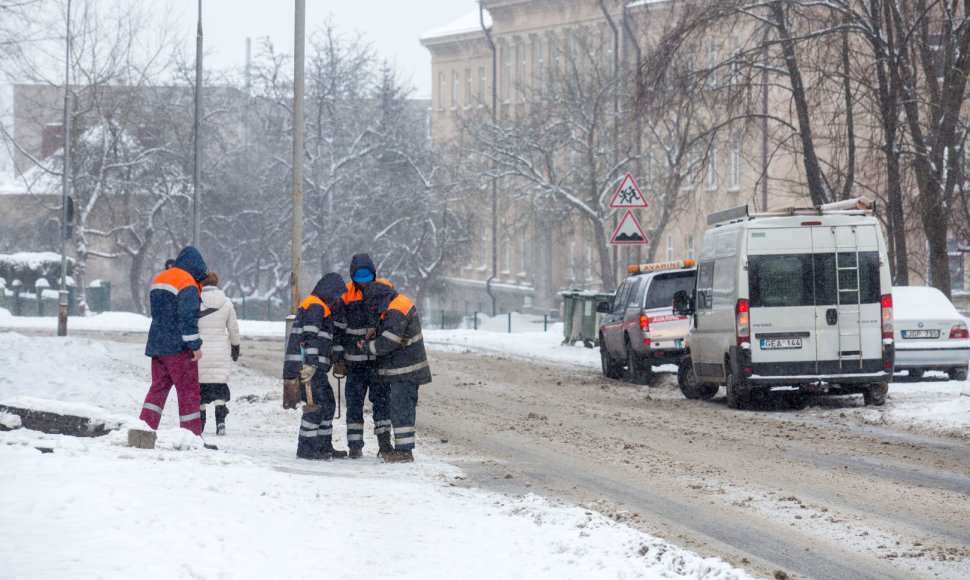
[672,290,694,316]
[595,300,611,314]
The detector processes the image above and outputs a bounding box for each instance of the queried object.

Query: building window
[519,236,529,276]
[452,70,459,108]
[480,227,489,269]
[666,234,675,261]
[730,134,741,190]
[949,238,966,291]
[465,68,472,105]
[708,38,718,90]
[502,45,511,101]
[479,67,487,102]
[519,41,527,92]
[535,38,543,94]
[502,236,511,274]
[730,36,740,86]
[438,72,446,109]
[687,235,695,260]
[707,141,718,191]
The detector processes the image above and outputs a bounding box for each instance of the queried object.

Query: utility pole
[480,1,497,316]
[192,0,203,247]
[290,0,305,317]
[58,0,72,337]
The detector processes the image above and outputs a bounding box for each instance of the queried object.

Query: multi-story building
[421,0,970,317]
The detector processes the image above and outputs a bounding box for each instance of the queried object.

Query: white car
[892,286,970,381]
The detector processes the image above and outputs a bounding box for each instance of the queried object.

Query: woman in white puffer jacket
[198,271,240,435]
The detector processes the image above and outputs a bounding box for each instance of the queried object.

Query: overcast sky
[174,0,480,99]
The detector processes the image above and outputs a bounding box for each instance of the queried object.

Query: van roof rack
[707,197,874,225]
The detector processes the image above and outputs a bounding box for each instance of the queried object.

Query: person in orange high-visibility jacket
[139,246,208,437]
[359,280,432,463]
[283,272,350,460]
[338,253,393,459]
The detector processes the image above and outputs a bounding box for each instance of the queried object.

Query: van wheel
[948,367,968,381]
[626,344,654,385]
[863,382,888,406]
[698,384,719,400]
[678,356,700,399]
[908,368,925,381]
[725,371,749,410]
[600,344,624,380]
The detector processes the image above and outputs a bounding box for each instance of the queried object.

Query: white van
[673,200,894,408]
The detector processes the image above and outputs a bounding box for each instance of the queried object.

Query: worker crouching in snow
[358,279,432,463]
[283,272,350,460]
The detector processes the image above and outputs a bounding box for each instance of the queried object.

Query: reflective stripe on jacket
[367,293,432,385]
[340,279,392,366]
[145,268,203,356]
[283,294,335,380]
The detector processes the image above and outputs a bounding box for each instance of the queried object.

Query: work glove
[282,378,300,409]
[300,365,316,383]
[230,344,240,362]
[332,362,347,379]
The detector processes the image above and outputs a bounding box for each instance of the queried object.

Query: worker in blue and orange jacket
[358,278,432,463]
[337,253,393,459]
[283,272,350,460]
[139,246,209,438]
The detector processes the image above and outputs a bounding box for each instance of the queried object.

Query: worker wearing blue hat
[335,253,394,459]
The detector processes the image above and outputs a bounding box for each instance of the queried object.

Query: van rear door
[746,227,818,373]
[810,224,883,372]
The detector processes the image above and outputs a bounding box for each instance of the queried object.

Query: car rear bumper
[894,345,970,369]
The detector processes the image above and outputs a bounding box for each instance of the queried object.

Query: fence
[233,296,288,322]
[424,310,558,333]
[0,282,111,316]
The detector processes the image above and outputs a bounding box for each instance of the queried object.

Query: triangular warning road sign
[610,210,649,245]
[609,173,648,208]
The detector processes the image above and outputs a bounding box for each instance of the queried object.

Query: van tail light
[881,294,893,341]
[735,299,750,346]
[950,323,969,339]
[640,314,650,345]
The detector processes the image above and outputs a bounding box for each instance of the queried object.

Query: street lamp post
[193,0,203,247]
[288,0,305,336]
[58,0,73,337]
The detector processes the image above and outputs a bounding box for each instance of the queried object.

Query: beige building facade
[421,0,969,318]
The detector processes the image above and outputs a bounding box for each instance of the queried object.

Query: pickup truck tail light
[639,314,650,345]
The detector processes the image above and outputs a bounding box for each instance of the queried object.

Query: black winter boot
[377,432,394,454]
[320,440,348,459]
[199,407,207,433]
[215,405,228,435]
[380,449,414,463]
[348,447,363,459]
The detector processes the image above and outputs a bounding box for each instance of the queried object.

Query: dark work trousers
[199,383,230,432]
[344,365,391,449]
[387,381,419,451]
[140,351,202,435]
[297,372,337,454]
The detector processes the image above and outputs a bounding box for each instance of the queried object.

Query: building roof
[421,8,491,41]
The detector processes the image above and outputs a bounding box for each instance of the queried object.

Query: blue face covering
[352,269,375,283]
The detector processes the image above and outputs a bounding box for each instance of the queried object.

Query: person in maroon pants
[139,246,210,441]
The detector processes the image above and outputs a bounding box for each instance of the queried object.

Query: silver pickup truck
[597,260,696,384]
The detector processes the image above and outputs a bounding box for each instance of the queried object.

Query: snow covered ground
[2,308,969,579]
[1,309,753,580]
